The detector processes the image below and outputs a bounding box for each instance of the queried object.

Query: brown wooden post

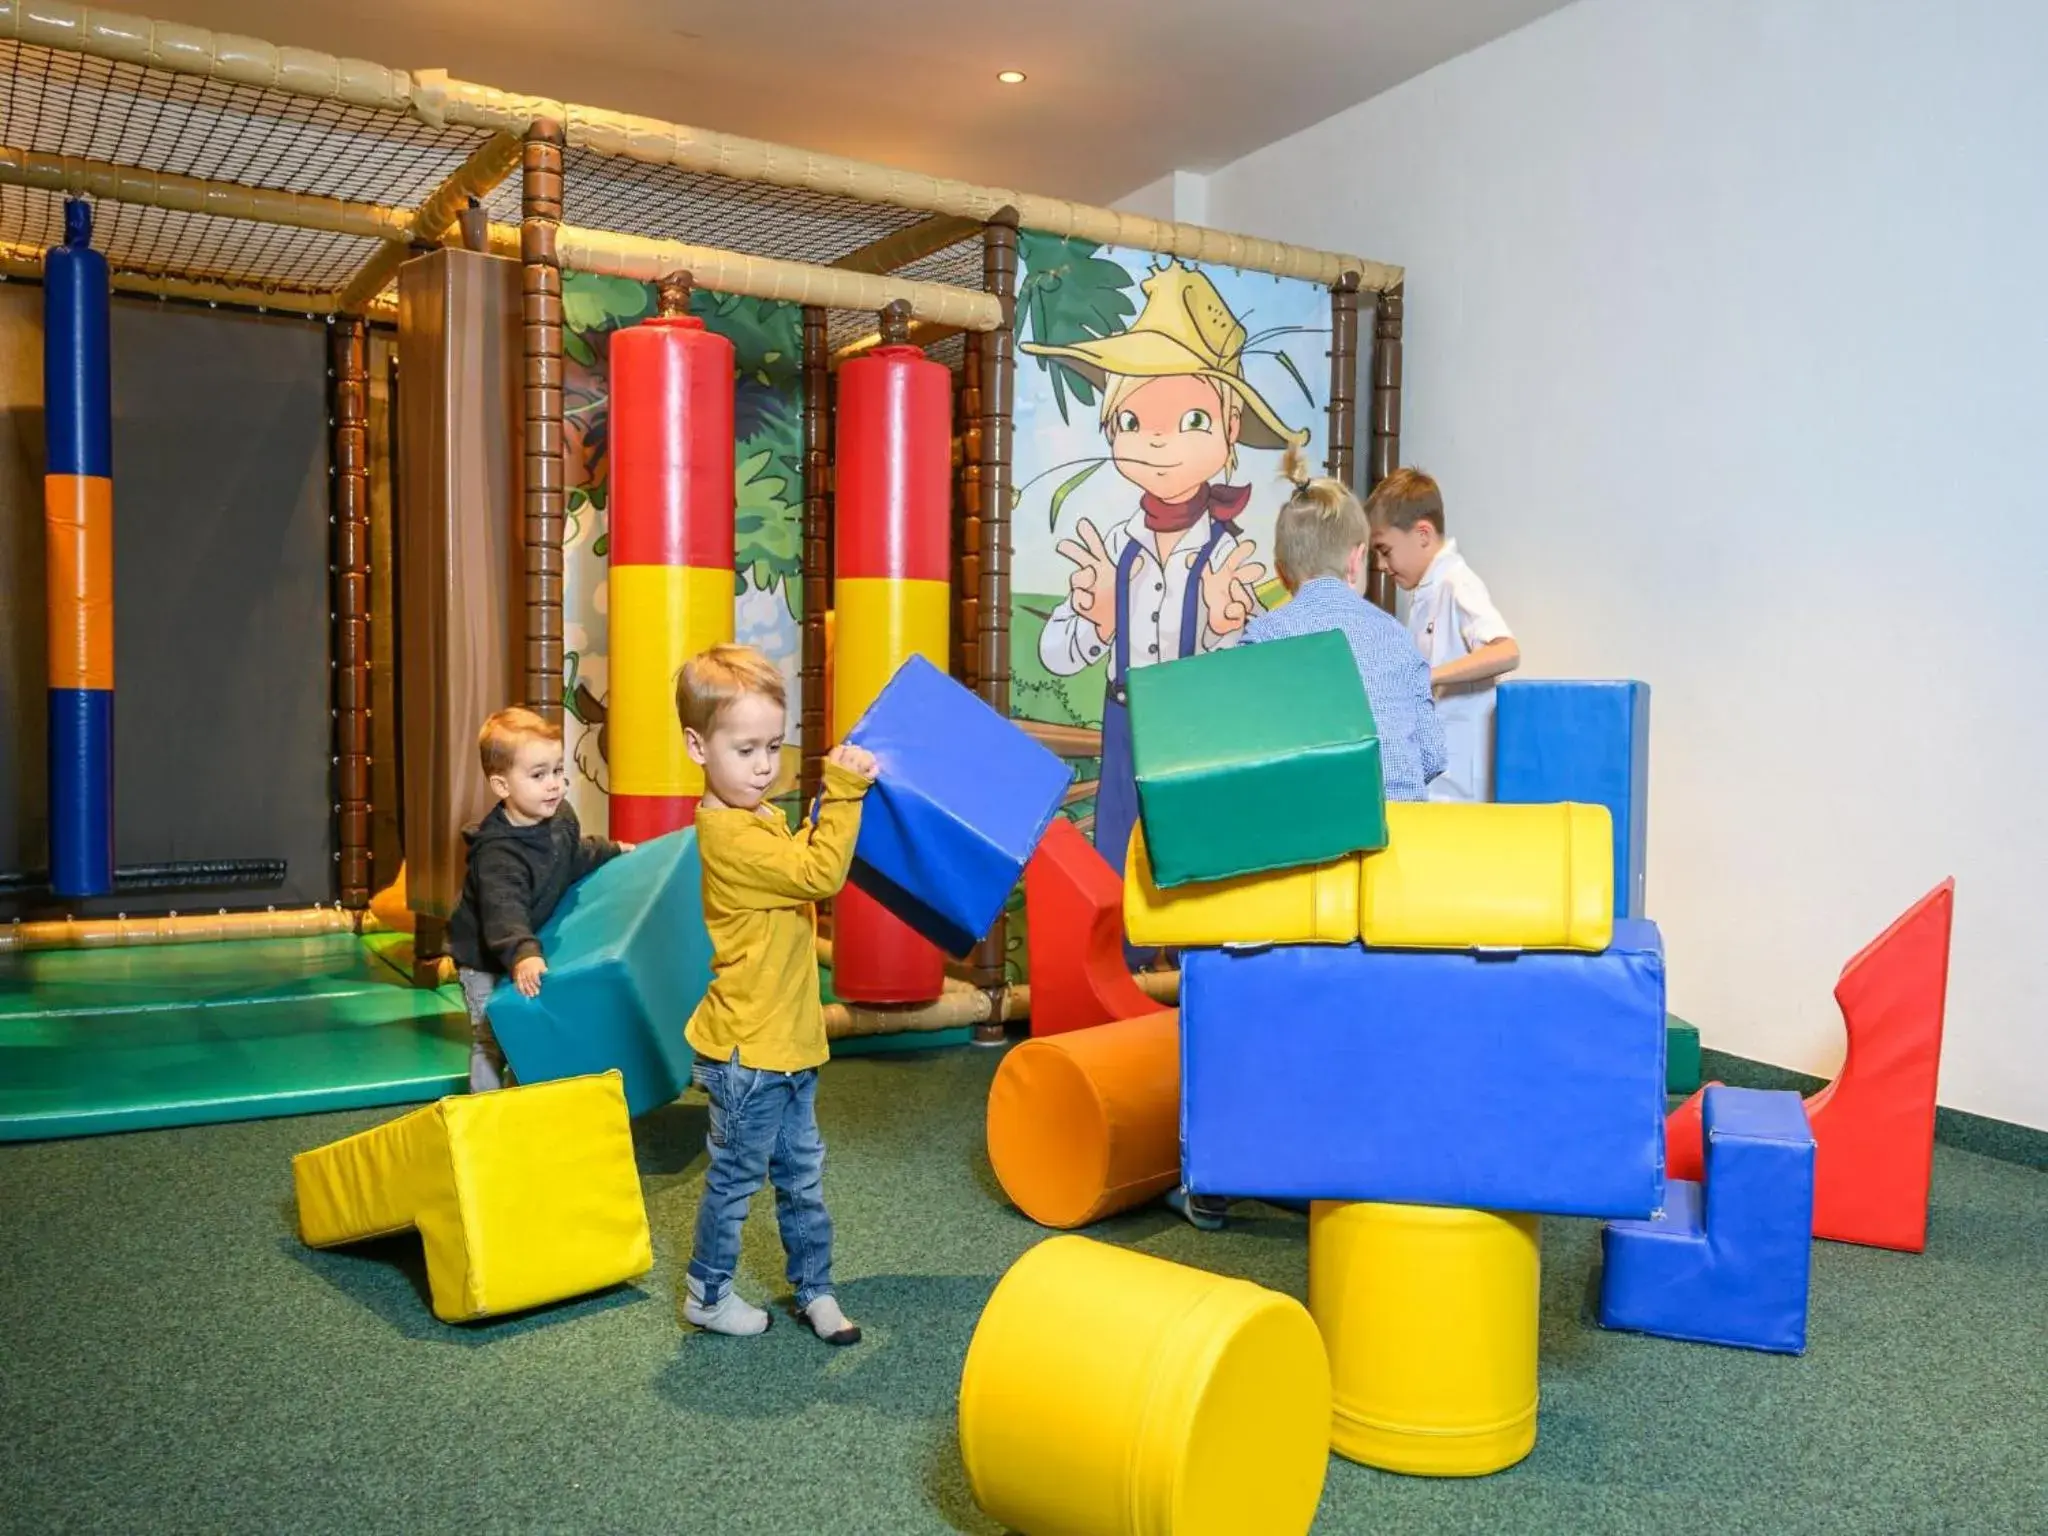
[1366,282,1404,614]
[330,316,373,910]
[1326,271,1361,484]
[967,209,1020,1008]
[955,333,983,690]
[521,118,567,718]
[976,211,1018,720]
[800,306,830,805]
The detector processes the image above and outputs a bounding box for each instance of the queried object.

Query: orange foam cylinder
[607,309,736,842]
[831,343,951,1004]
[986,1009,1182,1229]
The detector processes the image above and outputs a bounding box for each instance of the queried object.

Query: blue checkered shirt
[1243,578,1446,800]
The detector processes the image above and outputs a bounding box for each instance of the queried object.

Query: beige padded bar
[0,0,415,109]
[0,144,412,239]
[556,225,1002,330]
[0,239,386,315]
[333,130,522,314]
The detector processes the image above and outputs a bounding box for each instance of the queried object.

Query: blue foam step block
[489,829,708,1116]
[1599,1085,1815,1354]
[1180,922,1668,1218]
[1495,680,1650,919]
[843,654,1073,957]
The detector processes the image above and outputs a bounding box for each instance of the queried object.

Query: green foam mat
[1666,1015,1703,1095]
[0,935,467,1143]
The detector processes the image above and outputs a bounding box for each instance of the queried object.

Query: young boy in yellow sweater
[676,643,877,1344]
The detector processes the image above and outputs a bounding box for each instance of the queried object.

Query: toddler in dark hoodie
[446,707,629,1091]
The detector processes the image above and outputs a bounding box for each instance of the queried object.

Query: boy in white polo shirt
[1367,468,1521,802]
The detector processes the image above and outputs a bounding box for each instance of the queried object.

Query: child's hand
[513,955,548,997]
[828,742,878,782]
[618,841,637,853]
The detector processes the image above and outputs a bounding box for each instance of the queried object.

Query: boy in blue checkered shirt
[1163,446,1444,1231]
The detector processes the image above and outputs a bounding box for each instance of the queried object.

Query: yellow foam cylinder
[293,1071,654,1322]
[1125,801,1613,952]
[609,562,735,797]
[961,1235,1332,1536]
[1124,824,1358,948]
[1308,1200,1540,1477]
[985,1009,1181,1229]
[830,575,949,726]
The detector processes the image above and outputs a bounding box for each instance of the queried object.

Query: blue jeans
[686,1053,837,1310]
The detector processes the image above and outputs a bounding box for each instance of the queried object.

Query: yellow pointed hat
[1020,261,1310,451]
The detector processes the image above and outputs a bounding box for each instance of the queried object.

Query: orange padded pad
[44,474,113,690]
[1022,817,1157,1036]
[986,1009,1181,1229]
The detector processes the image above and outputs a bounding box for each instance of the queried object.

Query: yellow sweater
[685,760,870,1073]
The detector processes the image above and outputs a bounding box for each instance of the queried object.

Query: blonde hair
[478,706,561,777]
[1364,467,1446,535]
[1100,373,1242,478]
[1272,444,1370,589]
[675,643,786,737]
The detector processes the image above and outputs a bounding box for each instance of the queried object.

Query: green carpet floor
[1,1044,2041,1534]
[0,936,467,1142]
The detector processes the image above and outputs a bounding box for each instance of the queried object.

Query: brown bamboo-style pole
[954,332,983,689]
[833,214,982,276]
[0,906,358,954]
[965,209,1020,1004]
[329,316,373,909]
[800,305,831,805]
[1366,282,1404,615]
[976,210,1018,717]
[1326,271,1360,484]
[521,119,567,720]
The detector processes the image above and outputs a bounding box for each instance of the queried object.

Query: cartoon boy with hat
[1027,260,1310,909]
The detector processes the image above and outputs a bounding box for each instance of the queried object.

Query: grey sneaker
[685,1278,770,1337]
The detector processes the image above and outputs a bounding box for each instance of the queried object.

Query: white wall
[1113,170,1212,225]
[1205,0,2048,1129]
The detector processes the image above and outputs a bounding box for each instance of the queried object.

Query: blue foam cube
[842,654,1072,957]
[1180,922,1668,1217]
[1599,1086,1815,1354]
[489,829,707,1116]
[1495,680,1651,919]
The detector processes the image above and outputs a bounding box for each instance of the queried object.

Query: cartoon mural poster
[557,273,805,831]
[1010,240,1333,884]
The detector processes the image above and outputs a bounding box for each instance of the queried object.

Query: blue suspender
[1109,518,1236,700]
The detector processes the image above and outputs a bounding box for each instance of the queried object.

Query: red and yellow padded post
[832,310,951,1003]
[607,275,735,842]
[44,198,115,898]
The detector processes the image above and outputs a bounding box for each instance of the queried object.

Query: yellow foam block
[1123,823,1358,949]
[1359,801,1612,951]
[1309,1201,1540,1477]
[1123,802,1612,952]
[960,1235,1331,1536]
[292,1071,653,1322]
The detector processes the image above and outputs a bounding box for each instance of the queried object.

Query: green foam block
[1666,1017,1702,1095]
[1127,629,1385,888]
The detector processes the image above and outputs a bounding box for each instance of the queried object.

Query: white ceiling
[149,0,1571,206]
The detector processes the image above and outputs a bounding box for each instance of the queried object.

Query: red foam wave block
[1665,878,1954,1252]
[1022,817,1157,1037]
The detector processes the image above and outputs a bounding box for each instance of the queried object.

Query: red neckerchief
[1141,481,1252,537]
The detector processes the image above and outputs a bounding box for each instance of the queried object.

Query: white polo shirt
[1402,538,1513,802]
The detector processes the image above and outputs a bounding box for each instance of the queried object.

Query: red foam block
[1022,817,1156,1037]
[1665,878,1954,1252]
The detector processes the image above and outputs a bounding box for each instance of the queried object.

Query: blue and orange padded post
[44,198,115,898]
[607,274,735,843]
[831,308,950,1003]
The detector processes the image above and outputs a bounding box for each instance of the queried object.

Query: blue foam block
[1180,922,1668,1217]
[1599,1086,1815,1354]
[843,654,1072,957]
[1495,680,1650,919]
[488,829,707,1116]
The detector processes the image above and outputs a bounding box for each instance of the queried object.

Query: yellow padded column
[293,1071,653,1322]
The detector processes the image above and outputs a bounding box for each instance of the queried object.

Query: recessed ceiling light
[997,69,1027,85]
